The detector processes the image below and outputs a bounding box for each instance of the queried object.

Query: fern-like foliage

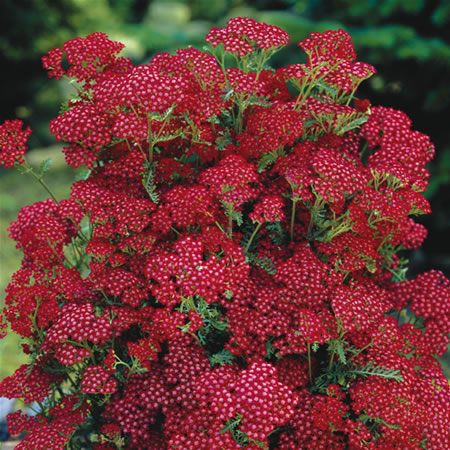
[327,338,347,365]
[247,253,277,275]
[359,414,401,430]
[266,221,288,246]
[350,361,404,382]
[221,200,243,226]
[221,415,266,448]
[257,147,285,173]
[312,359,404,395]
[142,162,159,204]
[208,349,235,366]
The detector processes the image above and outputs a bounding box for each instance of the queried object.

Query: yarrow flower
[206,17,289,56]
[0,119,32,168]
[249,195,285,223]
[0,18,448,450]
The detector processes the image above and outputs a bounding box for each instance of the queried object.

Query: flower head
[0,119,31,168]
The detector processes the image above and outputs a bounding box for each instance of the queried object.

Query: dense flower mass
[0,119,32,168]
[0,17,449,449]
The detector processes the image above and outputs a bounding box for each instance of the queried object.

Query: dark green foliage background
[0,0,449,377]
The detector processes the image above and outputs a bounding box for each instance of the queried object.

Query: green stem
[29,169,59,204]
[359,141,370,165]
[329,349,335,371]
[171,226,181,236]
[244,222,262,253]
[65,371,77,389]
[205,212,226,235]
[147,114,154,164]
[235,94,245,134]
[307,342,312,384]
[345,86,359,106]
[227,214,233,239]
[307,193,324,238]
[290,199,297,241]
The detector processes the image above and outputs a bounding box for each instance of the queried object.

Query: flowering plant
[0,17,449,449]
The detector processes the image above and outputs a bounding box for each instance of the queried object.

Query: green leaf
[208,349,234,366]
[257,150,278,173]
[335,115,368,135]
[359,413,401,430]
[328,338,347,364]
[75,168,91,181]
[221,200,243,226]
[266,339,281,360]
[266,221,288,246]
[351,361,404,382]
[143,163,159,204]
[38,158,52,177]
[316,80,338,96]
[15,162,33,174]
[252,254,277,275]
[220,414,242,435]
[336,340,347,364]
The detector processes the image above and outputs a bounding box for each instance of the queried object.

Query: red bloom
[81,366,118,394]
[1,18,449,449]
[206,17,289,56]
[249,195,285,223]
[0,119,31,168]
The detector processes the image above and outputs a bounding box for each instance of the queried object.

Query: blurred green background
[1,0,449,379]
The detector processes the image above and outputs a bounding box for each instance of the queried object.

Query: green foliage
[334,113,368,136]
[312,359,404,395]
[266,221,288,246]
[265,339,281,360]
[221,414,267,448]
[178,296,230,363]
[142,162,160,204]
[38,158,52,178]
[258,147,286,173]
[208,348,235,366]
[221,200,244,227]
[247,253,277,275]
[327,338,347,365]
[352,361,404,382]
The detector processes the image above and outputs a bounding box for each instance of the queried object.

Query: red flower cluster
[0,119,32,168]
[0,17,448,449]
[206,17,290,56]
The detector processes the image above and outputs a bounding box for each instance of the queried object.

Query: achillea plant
[0,17,449,449]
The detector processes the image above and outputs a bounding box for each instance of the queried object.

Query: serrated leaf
[258,150,278,173]
[38,158,52,177]
[143,163,159,204]
[266,221,287,246]
[253,255,277,275]
[352,361,404,382]
[75,168,92,181]
[208,349,234,366]
[266,339,280,359]
[221,200,243,226]
[15,163,32,174]
[220,415,242,434]
[336,340,347,364]
[316,81,338,96]
[335,115,368,135]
